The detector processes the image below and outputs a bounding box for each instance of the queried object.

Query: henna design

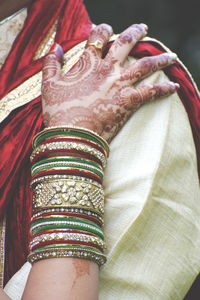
[42,23,178,142]
[106,24,148,66]
[117,25,144,46]
[86,24,113,50]
[71,259,90,289]
[70,259,91,294]
[42,50,117,107]
[120,53,176,82]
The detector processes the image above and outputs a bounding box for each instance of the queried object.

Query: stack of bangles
[27,126,110,267]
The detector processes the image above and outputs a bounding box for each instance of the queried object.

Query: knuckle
[157,53,171,66]
[139,57,154,68]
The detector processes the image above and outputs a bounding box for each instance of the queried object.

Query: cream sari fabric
[0,9,27,69]
[4,56,200,299]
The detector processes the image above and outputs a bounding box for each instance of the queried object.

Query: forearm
[0,289,12,300]
[22,258,99,300]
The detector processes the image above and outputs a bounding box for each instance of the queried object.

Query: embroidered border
[0,35,199,126]
[0,216,6,288]
[33,17,59,61]
[0,40,87,124]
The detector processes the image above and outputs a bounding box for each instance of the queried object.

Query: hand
[42,23,179,142]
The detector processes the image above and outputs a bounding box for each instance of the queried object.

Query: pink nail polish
[174,83,180,89]
[140,23,148,31]
[49,42,63,63]
[169,53,177,63]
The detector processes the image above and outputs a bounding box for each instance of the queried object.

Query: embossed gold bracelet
[31,177,105,216]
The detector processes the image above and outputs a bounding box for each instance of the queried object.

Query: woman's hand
[42,23,178,142]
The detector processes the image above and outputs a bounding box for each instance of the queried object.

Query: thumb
[42,43,63,81]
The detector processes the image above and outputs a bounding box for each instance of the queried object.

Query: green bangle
[31,223,105,240]
[32,126,110,157]
[31,164,103,181]
[31,216,101,229]
[32,156,103,171]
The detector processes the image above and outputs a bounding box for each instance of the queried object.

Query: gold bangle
[30,232,106,250]
[31,205,104,224]
[28,247,107,266]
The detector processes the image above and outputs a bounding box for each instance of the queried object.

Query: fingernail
[140,23,148,32]
[168,53,177,62]
[49,42,63,62]
[174,83,180,89]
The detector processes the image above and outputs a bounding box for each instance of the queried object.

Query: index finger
[42,43,63,82]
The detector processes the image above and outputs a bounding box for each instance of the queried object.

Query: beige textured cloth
[0,9,27,68]
[1,10,200,300]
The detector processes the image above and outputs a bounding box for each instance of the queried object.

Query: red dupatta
[0,0,92,284]
[0,0,199,285]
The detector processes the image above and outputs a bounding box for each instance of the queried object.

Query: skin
[42,23,178,143]
[21,24,179,300]
[21,258,99,300]
[0,9,179,299]
[0,289,11,300]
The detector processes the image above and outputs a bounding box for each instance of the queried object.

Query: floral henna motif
[42,49,117,107]
[43,97,133,142]
[117,25,145,46]
[120,53,177,83]
[42,23,179,142]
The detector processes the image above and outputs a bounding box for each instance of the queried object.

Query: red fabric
[0,0,92,284]
[0,0,199,286]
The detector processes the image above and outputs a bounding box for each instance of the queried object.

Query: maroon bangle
[31,168,102,184]
[32,212,103,228]
[39,137,106,157]
[31,240,103,252]
[32,148,103,168]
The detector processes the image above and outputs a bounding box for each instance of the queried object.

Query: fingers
[121,53,177,83]
[119,82,179,110]
[106,23,147,65]
[85,24,113,57]
[42,43,63,82]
